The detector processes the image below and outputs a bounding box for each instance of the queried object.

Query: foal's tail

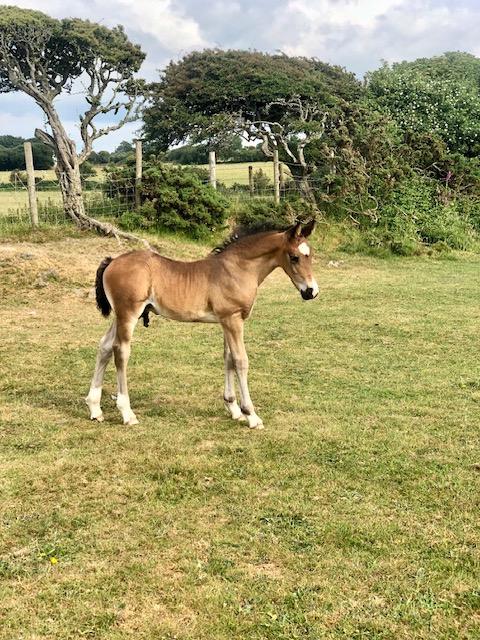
[95,257,113,317]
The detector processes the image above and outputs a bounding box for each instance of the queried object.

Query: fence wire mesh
[0,161,322,231]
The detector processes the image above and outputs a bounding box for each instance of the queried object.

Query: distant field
[0,169,98,219]
[0,169,58,183]
[0,162,276,189]
[0,190,63,218]
[197,161,276,187]
[0,162,277,219]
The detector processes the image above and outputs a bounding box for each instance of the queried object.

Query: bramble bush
[366,53,480,157]
[344,172,477,255]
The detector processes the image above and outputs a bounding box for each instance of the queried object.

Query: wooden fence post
[273,149,280,203]
[135,141,142,212]
[248,165,254,197]
[24,142,38,226]
[209,151,217,189]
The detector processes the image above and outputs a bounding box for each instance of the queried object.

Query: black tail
[95,257,113,317]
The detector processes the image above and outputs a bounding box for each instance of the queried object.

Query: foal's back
[102,249,241,324]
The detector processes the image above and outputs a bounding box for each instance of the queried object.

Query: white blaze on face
[298,241,310,256]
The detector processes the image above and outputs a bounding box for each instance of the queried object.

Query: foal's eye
[289,254,299,264]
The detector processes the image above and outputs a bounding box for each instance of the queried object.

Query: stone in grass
[36,269,59,287]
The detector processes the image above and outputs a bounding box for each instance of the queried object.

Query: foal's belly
[149,297,220,324]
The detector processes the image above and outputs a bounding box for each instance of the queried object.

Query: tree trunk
[288,164,316,202]
[36,127,150,247]
[55,156,86,226]
[298,176,315,202]
[257,131,317,203]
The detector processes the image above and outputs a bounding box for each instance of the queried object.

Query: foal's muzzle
[301,287,317,300]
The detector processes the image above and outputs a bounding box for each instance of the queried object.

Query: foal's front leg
[222,316,264,429]
[223,336,245,422]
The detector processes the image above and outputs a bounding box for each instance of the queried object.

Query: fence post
[248,165,254,197]
[24,142,38,226]
[209,151,217,189]
[135,141,142,212]
[273,149,280,203]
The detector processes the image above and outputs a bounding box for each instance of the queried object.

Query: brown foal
[86,221,318,428]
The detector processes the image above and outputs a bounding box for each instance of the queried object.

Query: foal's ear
[285,222,303,240]
[301,219,316,238]
[285,220,316,241]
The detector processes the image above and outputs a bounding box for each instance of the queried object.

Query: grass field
[0,162,274,190]
[0,169,59,183]
[0,230,479,639]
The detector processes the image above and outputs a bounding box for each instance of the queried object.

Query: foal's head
[280,220,318,300]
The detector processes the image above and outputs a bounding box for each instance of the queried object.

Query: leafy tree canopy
[143,49,363,191]
[0,6,145,98]
[0,134,53,170]
[0,134,25,148]
[164,136,264,165]
[0,5,146,162]
[366,52,480,156]
[0,5,148,241]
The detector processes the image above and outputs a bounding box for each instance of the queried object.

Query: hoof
[235,413,247,422]
[125,417,139,426]
[246,415,264,429]
[91,413,104,423]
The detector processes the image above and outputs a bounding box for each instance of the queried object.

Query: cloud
[2,0,480,150]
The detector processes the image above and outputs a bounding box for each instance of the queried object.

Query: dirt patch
[1,236,116,284]
[0,237,144,306]
[0,235,213,303]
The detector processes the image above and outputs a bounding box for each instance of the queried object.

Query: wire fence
[0,171,134,230]
[0,159,322,232]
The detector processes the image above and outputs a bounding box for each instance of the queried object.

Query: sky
[2,0,480,152]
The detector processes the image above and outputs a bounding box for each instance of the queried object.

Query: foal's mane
[211,221,292,256]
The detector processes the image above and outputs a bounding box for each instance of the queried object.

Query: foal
[86,221,318,428]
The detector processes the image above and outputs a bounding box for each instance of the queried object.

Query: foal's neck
[226,232,283,285]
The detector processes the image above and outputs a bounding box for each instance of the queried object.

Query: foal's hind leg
[86,320,116,422]
[113,316,139,425]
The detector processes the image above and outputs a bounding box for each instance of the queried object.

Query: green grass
[0,189,64,215]
[0,233,479,639]
[0,161,273,192]
[0,169,58,182]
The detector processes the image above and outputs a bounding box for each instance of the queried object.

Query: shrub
[105,162,230,238]
[234,198,319,228]
[348,172,477,255]
[9,170,27,186]
[252,168,272,194]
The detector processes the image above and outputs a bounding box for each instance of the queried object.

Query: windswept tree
[143,49,363,200]
[0,6,146,238]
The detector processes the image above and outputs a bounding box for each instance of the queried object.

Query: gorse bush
[105,161,230,238]
[233,198,320,228]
